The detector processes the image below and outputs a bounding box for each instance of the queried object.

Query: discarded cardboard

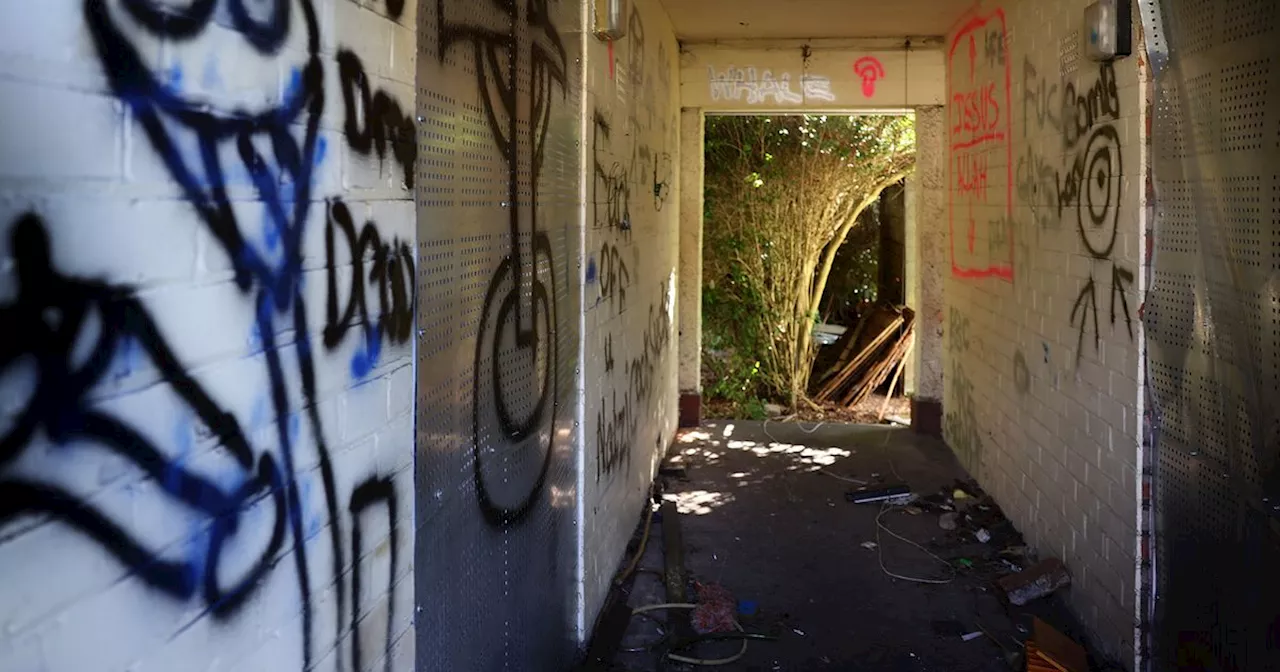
[1025,618,1088,672]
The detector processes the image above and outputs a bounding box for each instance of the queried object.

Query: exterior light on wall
[593,0,629,40]
[1083,0,1132,61]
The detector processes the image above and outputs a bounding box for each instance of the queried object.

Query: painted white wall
[580,0,683,631]
[0,1,417,671]
[942,1,1145,666]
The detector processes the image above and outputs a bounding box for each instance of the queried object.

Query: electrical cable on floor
[761,418,826,445]
[631,603,756,666]
[616,501,656,585]
[875,500,957,585]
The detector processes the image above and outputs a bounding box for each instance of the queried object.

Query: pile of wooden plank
[812,305,915,411]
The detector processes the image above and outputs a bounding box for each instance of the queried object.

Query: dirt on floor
[602,421,1118,672]
[704,394,912,426]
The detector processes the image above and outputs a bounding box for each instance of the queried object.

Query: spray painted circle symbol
[1078,125,1122,259]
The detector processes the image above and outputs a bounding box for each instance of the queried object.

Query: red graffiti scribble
[947,8,1013,282]
[852,56,885,98]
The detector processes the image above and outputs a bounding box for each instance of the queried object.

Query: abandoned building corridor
[0,0,1276,671]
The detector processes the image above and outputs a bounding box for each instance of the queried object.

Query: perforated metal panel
[413,0,584,669]
[1145,1,1280,668]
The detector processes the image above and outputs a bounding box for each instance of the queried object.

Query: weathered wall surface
[0,1,417,671]
[581,0,682,630]
[680,43,945,111]
[908,106,948,407]
[943,0,1145,665]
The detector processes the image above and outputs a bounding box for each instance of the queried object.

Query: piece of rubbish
[846,484,911,504]
[793,628,806,637]
[953,488,971,500]
[904,505,923,515]
[956,558,974,569]
[938,512,959,530]
[1026,618,1088,672]
[961,631,984,642]
[975,528,992,543]
[861,541,879,550]
[997,558,1072,606]
[737,600,758,617]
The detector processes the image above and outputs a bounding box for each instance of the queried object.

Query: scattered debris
[861,541,879,550]
[813,306,916,408]
[692,582,738,634]
[956,558,974,569]
[997,558,1072,606]
[975,528,992,543]
[903,505,923,516]
[793,628,806,637]
[846,484,912,504]
[961,631,984,642]
[737,600,758,617]
[939,512,959,530]
[953,489,971,500]
[1026,618,1088,672]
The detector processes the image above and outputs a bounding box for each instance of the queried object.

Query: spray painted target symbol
[1077,125,1122,259]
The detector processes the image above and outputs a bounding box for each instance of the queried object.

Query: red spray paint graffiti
[853,56,885,98]
[948,9,1013,281]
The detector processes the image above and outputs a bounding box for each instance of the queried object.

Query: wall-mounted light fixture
[593,0,629,40]
[1084,0,1132,61]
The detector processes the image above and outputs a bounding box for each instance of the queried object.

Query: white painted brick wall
[943,0,1145,667]
[0,2,416,671]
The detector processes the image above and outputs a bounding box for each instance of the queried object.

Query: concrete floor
[610,421,1097,672]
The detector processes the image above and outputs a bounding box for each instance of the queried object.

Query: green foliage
[701,114,915,410]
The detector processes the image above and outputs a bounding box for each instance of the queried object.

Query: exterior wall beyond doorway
[942,0,1145,667]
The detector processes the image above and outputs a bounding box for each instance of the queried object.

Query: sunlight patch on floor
[662,489,734,515]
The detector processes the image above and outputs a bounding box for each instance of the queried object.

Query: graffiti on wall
[338,50,418,189]
[853,56,885,98]
[439,0,567,528]
[948,9,1014,281]
[589,6,675,487]
[945,307,983,462]
[1022,58,1135,363]
[597,285,673,483]
[707,65,835,105]
[0,1,416,670]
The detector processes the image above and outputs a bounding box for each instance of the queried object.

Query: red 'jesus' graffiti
[948,9,1013,281]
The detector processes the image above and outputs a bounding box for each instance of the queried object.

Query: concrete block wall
[0,1,417,671]
[581,0,682,631]
[943,0,1146,666]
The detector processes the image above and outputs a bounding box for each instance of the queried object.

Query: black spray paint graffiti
[1021,60,1134,364]
[324,199,416,376]
[652,151,672,212]
[377,0,405,20]
[598,242,631,313]
[1013,349,1031,395]
[1054,63,1134,363]
[0,2,413,671]
[439,0,567,528]
[338,50,418,189]
[593,112,633,235]
[945,307,982,463]
[597,286,672,483]
[348,477,399,672]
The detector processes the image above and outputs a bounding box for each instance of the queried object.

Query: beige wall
[942,0,1145,666]
[680,43,945,111]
